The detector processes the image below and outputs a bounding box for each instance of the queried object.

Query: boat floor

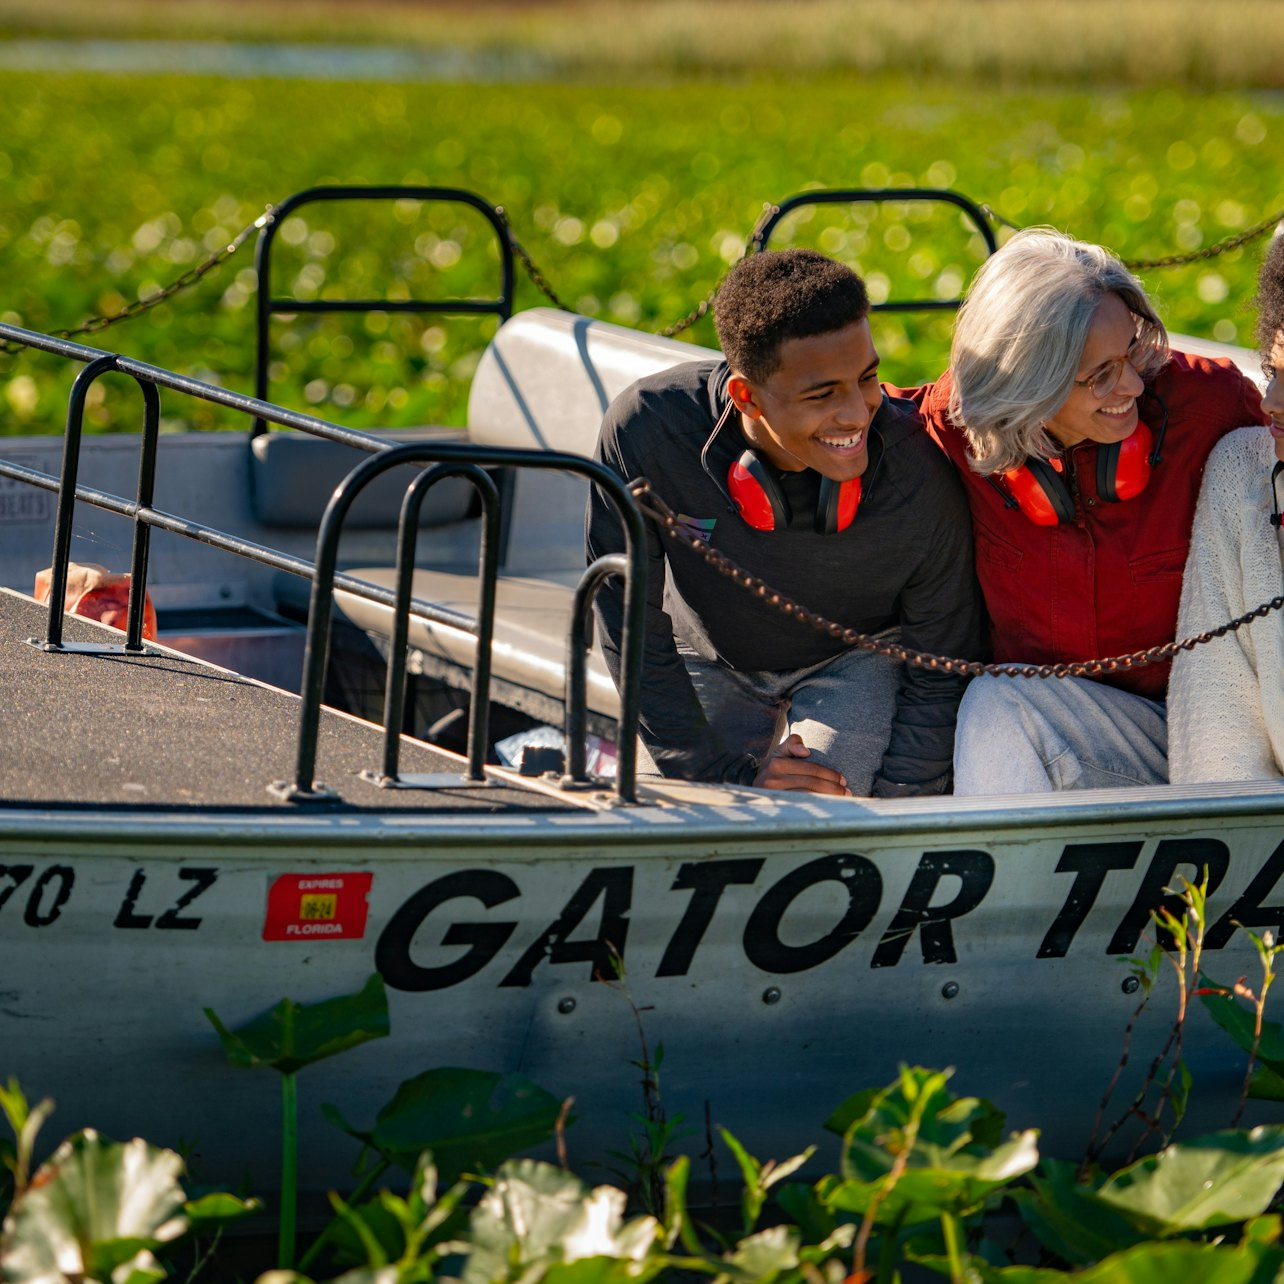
[0,589,578,814]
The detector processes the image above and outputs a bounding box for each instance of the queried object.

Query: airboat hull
[3,753,1281,1195]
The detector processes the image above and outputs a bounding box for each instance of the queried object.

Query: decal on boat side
[263,871,374,941]
[374,835,1284,992]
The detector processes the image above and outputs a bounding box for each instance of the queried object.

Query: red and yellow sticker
[263,872,373,941]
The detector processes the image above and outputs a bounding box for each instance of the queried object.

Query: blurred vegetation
[4,0,1284,89]
[0,24,1281,434]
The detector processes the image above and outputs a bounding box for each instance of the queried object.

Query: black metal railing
[0,321,646,805]
[752,187,998,312]
[252,185,515,437]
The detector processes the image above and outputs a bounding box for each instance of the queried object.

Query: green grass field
[1,9,1282,434]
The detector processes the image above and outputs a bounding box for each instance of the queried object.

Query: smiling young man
[586,249,984,796]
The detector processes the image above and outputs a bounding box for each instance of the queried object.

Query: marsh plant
[7,881,1284,1284]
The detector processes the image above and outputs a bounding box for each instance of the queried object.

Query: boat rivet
[1122,976,1140,995]
[941,982,960,1000]
[557,997,576,1014]
[762,987,781,1005]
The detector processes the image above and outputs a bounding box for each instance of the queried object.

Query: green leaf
[1072,1238,1284,1283]
[723,1223,801,1279]
[1012,1159,1149,1266]
[1095,1126,1284,1235]
[825,1131,1039,1226]
[824,1086,881,1137]
[1198,980,1284,1076]
[2,1130,188,1284]
[461,1159,661,1284]
[328,1068,565,1184]
[1249,1062,1284,1102]
[1170,1060,1192,1130]
[774,1181,836,1245]
[183,1190,265,1232]
[205,973,390,1075]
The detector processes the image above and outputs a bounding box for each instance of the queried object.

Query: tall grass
[3,0,1284,89]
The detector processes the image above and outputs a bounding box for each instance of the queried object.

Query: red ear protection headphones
[994,394,1168,526]
[701,395,866,535]
[727,450,862,533]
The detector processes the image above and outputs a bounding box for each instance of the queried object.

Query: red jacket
[907,354,1266,699]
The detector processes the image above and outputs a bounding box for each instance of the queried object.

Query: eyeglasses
[1072,341,1156,400]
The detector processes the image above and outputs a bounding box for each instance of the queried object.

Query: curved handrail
[752,187,998,312]
[252,184,516,436]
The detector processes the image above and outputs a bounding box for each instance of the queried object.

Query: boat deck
[0,590,577,813]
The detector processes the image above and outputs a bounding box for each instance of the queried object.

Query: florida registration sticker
[263,872,373,941]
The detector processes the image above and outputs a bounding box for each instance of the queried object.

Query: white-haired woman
[910,229,1267,794]
[1168,234,1284,783]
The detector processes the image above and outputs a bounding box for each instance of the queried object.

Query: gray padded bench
[332,308,718,728]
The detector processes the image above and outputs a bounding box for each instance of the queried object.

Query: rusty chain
[0,206,277,356]
[628,478,1284,680]
[981,202,1284,271]
[7,196,1282,353]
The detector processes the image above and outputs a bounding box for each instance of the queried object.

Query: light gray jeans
[953,672,1168,795]
[641,635,903,795]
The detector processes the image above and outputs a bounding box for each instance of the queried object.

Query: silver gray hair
[947,228,1169,474]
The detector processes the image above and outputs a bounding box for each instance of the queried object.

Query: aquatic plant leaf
[824,1086,881,1137]
[1011,1159,1149,1266]
[1248,1062,1284,1102]
[1095,1126,1284,1235]
[1,1130,187,1284]
[183,1190,265,1232]
[460,1159,661,1284]
[824,1129,1039,1224]
[329,1068,564,1183]
[205,973,390,1074]
[723,1223,801,1278]
[774,1181,836,1244]
[839,1066,1009,1181]
[324,1157,472,1271]
[1200,981,1284,1082]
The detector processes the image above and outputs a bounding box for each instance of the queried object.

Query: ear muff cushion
[1097,420,1154,502]
[1003,457,1076,526]
[728,451,789,531]
[815,476,863,534]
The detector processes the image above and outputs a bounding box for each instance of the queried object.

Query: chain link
[0,206,277,356]
[981,202,1284,271]
[628,479,1284,680]
[495,205,576,312]
[10,196,1284,357]
[654,207,779,338]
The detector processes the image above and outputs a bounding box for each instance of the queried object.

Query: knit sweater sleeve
[1168,431,1279,783]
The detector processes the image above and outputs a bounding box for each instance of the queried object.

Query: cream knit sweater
[1169,427,1284,783]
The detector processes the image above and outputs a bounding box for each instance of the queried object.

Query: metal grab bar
[252,184,516,437]
[752,187,998,312]
[278,441,646,805]
[372,461,501,787]
[0,321,648,806]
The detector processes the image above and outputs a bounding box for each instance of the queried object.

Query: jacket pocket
[1130,545,1187,585]
[974,517,1025,574]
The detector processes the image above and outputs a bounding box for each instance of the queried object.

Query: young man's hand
[752,733,852,796]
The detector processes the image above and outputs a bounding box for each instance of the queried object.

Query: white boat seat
[332,308,719,725]
[336,565,621,723]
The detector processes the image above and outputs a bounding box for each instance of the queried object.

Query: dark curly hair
[714,249,870,384]
[1255,232,1284,362]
